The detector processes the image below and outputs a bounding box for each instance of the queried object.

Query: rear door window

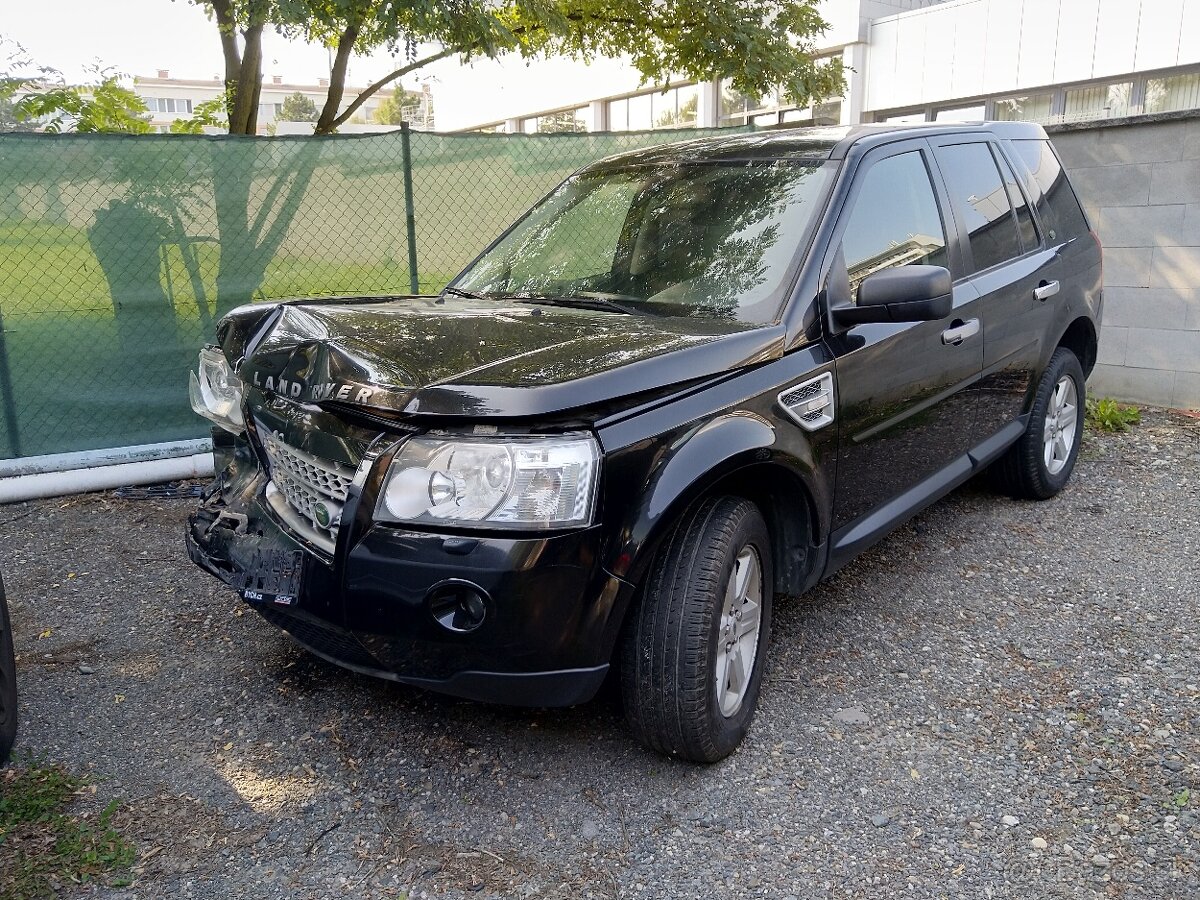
[936,142,1024,273]
[1010,139,1091,243]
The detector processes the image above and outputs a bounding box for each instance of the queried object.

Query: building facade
[133,71,430,134]
[460,0,1200,134]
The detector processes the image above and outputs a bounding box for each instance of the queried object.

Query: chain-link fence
[0,125,747,460]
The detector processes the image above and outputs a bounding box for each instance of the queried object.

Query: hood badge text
[253,371,375,404]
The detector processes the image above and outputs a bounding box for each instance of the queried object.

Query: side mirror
[832,265,952,325]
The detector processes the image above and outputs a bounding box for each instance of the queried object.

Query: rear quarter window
[1011,139,1091,244]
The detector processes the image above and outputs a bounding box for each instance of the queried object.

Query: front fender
[599,408,827,586]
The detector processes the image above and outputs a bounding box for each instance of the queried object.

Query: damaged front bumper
[186,430,629,707]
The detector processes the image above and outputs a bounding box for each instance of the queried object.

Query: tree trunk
[314,23,360,135]
[228,22,264,135]
[210,0,242,123]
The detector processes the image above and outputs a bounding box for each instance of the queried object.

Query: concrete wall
[1049,112,1200,408]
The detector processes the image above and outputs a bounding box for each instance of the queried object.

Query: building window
[718,83,758,126]
[1144,72,1200,114]
[520,108,590,133]
[1063,82,1132,121]
[813,100,842,126]
[657,83,698,127]
[627,92,653,130]
[144,97,192,114]
[609,84,699,132]
[878,110,926,124]
[719,57,840,127]
[991,93,1053,122]
[934,104,985,122]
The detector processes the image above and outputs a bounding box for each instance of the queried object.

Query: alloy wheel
[715,545,763,718]
[1043,375,1079,476]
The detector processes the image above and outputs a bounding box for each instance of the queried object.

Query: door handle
[1033,280,1060,301]
[941,318,979,346]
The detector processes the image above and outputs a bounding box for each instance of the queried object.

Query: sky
[1,0,645,129]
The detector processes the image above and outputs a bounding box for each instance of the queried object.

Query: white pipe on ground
[0,453,214,505]
[0,439,212,478]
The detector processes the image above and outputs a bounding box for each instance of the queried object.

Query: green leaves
[13,79,152,134]
[1085,397,1141,433]
[193,1,845,134]
[0,39,152,135]
[170,94,231,133]
[279,91,321,121]
[468,1,846,110]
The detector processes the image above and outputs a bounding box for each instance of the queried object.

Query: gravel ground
[2,409,1198,899]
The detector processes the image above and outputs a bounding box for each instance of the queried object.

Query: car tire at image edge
[0,574,17,766]
[620,496,773,763]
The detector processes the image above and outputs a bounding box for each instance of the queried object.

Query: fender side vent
[778,372,835,431]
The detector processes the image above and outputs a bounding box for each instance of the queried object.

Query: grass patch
[0,761,135,898]
[1086,397,1141,433]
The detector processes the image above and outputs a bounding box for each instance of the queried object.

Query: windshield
[451,159,837,324]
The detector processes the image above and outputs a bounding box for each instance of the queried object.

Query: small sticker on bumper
[242,589,297,606]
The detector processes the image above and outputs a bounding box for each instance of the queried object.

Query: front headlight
[375,433,600,530]
[189,347,245,434]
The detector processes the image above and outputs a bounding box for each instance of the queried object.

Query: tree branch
[315,9,697,135]
[210,0,242,81]
[320,47,457,134]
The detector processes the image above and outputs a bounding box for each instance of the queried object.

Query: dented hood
[218,296,784,419]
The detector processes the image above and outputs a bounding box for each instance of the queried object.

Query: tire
[620,496,773,763]
[0,574,17,766]
[990,347,1086,500]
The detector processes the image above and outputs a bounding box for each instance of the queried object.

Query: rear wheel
[620,497,773,763]
[990,347,1086,500]
[0,575,17,766]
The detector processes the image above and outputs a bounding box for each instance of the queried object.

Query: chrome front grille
[260,431,357,552]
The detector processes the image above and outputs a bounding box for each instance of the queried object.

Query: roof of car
[586,121,1050,171]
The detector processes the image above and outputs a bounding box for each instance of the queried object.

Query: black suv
[187,123,1101,762]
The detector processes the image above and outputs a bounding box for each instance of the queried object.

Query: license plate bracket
[238,548,306,606]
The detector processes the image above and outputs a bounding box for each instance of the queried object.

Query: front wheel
[990,347,1086,500]
[620,497,773,763]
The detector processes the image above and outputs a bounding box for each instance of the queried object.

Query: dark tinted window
[1011,139,1091,243]
[995,148,1038,251]
[841,151,947,294]
[938,142,1023,272]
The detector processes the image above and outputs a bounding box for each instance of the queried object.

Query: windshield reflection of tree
[460,163,821,321]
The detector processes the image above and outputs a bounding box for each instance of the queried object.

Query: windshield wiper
[441,286,495,301]
[513,292,662,317]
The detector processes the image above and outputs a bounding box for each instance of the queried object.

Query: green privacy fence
[0,124,747,460]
